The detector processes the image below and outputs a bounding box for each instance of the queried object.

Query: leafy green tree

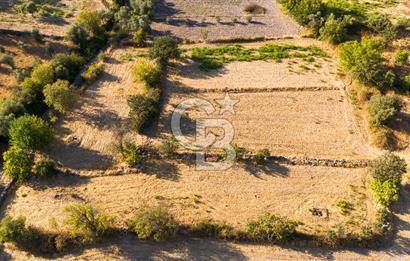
[319,14,352,44]
[149,36,179,64]
[8,115,54,150]
[3,146,33,182]
[34,156,57,177]
[133,58,161,88]
[31,63,55,87]
[51,53,85,82]
[43,80,78,113]
[368,95,402,127]
[128,89,159,132]
[369,153,407,185]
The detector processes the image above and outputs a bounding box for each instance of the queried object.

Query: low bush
[34,156,57,177]
[0,54,15,69]
[133,58,161,88]
[280,0,323,25]
[394,50,409,65]
[0,97,26,137]
[31,63,55,88]
[43,79,78,113]
[319,14,352,44]
[132,28,146,46]
[63,204,115,242]
[3,146,33,182]
[339,38,384,87]
[82,63,104,84]
[367,14,397,42]
[191,219,237,239]
[336,199,353,215]
[369,153,407,185]
[51,53,85,82]
[371,127,397,151]
[113,139,141,165]
[128,89,160,132]
[397,75,410,92]
[126,205,177,241]
[15,68,31,84]
[370,179,399,207]
[254,148,270,165]
[9,114,54,151]
[159,135,178,157]
[149,36,180,64]
[0,216,27,243]
[246,213,299,243]
[368,95,402,127]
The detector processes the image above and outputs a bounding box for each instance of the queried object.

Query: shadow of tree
[242,161,289,178]
[141,159,180,181]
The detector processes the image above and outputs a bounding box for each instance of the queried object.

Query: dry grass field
[151,0,299,41]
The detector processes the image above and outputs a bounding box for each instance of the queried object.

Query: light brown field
[157,90,371,159]
[5,163,373,234]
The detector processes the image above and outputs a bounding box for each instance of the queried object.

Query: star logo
[216,93,239,115]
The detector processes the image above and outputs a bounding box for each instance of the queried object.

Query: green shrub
[397,75,410,92]
[31,63,55,87]
[9,114,54,150]
[280,0,323,25]
[254,148,270,165]
[113,139,141,165]
[368,95,402,127]
[51,53,85,82]
[319,14,352,44]
[159,135,178,157]
[246,213,299,243]
[0,54,15,68]
[128,89,160,133]
[3,146,33,182]
[0,216,27,243]
[43,79,78,113]
[34,156,57,177]
[126,205,177,241]
[133,58,161,88]
[394,50,409,65]
[133,28,146,45]
[369,153,407,185]
[0,97,26,137]
[336,199,353,215]
[14,68,31,84]
[63,204,115,242]
[307,11,325,37]
[149,36,180,64]
[339,38,384,86]
[367,14,397,42]
[82,63,104,84]
[370,179,399,207]
[130,0,153,17]
[373,70,396,92]
[192,219,237,239]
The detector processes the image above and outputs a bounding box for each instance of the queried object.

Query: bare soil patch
[5,164,373,234]
[156,90,371,159]
[152,0,299,41]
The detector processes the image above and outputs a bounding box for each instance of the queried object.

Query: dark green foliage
[132,28,146,45]
[130,0,153,18]
[64,204,115,242]
[369,153,407,185]
[159,135,178,157]
[149,36,180,64]
[82,63,104,84]
[51,53,85,82]
[368,95,402,127]
[319,14,352,44]
[367,14,397,42]
[31,29,43,43]
[127,89,160,132]
[0,216,27,243]
[279,0,323,25]
[113,139,141,165]
[394,50,409,65]
[8,114,54,150]
[15,68,31,84]
[126,205,177,241]
[3,146,33,182]
[254,149,270,165]
[0,98,26,137]
[246,213,299,243]
[34,156,57,177]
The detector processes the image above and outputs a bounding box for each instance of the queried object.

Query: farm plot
[0,33,68,99]
[5,163,374,235]
[47,48,147,171]
[156,90,371,159]
[151,0,299,41]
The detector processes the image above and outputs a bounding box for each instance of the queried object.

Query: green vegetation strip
[190,44,328,70]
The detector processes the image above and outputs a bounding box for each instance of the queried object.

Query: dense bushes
[82,63,104,84]
[394,50,409,66]
[3,146,33,182]
[369,153,407,207]
[51,53,85,82]
[43,80,78,113]
[126,206,177,241]
[368,95,402,127]
[367,14,397,42]
[149,36,180,64]
[319,14,352,44]
[63,204,115,242]
[128,89,160,133]
[246,213,299,243]
[280,0,323,25]
[0,216,27,243]
[34,156,57,177]
[133,58,161,88]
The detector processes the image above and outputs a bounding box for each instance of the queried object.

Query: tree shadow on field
[390,112,410,136]
[153,0,180,18]
[28,171,91,191]
[141,159,180,181]
[242,161,289,179]
[171,60,228,81]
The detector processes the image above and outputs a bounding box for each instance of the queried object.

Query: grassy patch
[191,44,327,70]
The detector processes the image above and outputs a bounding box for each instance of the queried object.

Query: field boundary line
[172,86,340,94]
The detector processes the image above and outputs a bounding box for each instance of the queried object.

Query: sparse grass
[191,44,327,70]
